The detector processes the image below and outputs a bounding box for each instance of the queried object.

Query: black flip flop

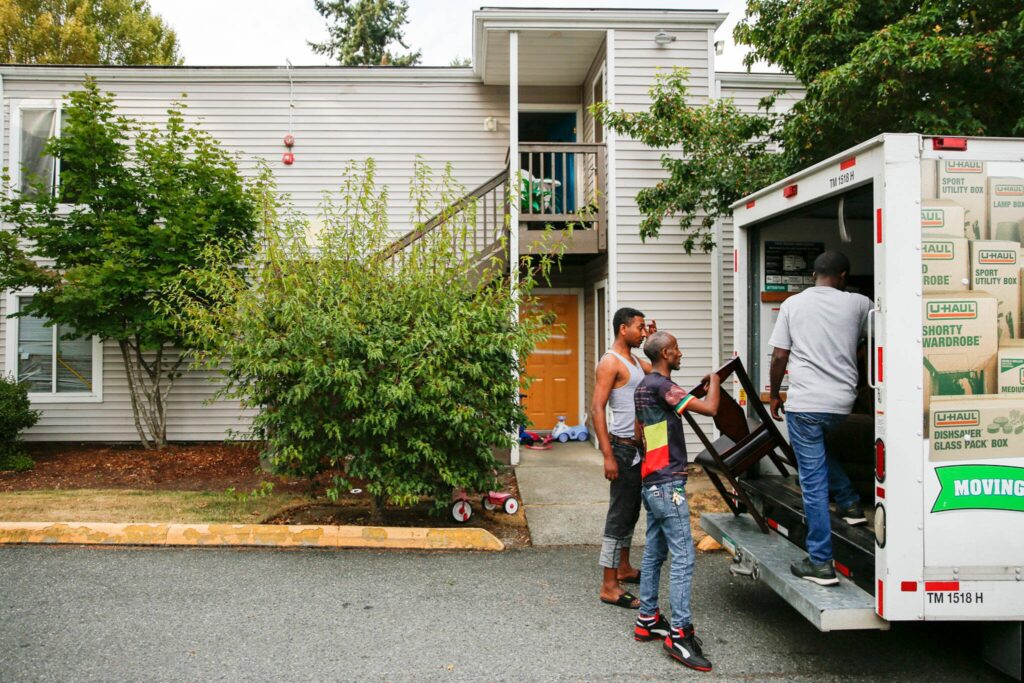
[601,591,640,609]
[620,571,641,584]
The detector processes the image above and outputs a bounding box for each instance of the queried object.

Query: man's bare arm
[769,347,791,421]
[591,357,620,481]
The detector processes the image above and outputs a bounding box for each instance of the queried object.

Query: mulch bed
[0,442,530,546]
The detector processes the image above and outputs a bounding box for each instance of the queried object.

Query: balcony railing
[518,142,606,254]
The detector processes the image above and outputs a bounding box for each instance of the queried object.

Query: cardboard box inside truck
[921,199,968,238]
[998,340,1024,395]
[929,395,1024,461]
[988,176,1024,243]
[970,240,1021,340]
[938,160,988,239]
[922,237,969,292]
[923,292,998,418]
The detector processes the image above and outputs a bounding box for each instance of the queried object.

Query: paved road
[0,545,1009,682]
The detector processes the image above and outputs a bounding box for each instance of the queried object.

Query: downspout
[509,30,521,467]
[605,29,617,315]
[708,29,722,440]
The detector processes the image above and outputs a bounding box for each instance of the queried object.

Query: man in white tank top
[593,307,656,608]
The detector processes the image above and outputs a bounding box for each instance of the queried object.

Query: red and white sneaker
[634,610,671,641]
[663,625,713,672]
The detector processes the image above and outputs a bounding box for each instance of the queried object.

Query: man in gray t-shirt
[768,251,870,587]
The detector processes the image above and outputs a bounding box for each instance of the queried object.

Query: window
[13,102,73,201]
[5,294,102,402]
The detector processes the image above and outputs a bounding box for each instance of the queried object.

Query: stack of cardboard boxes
[923,161,1024,458]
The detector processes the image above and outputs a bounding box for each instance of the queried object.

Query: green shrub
[0,375,39,468]
[0,448,34,472]
[168,159,561,517]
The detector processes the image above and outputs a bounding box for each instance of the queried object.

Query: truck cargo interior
[742,182,878,593]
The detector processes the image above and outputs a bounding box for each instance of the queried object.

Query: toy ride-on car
[550,415,590,443]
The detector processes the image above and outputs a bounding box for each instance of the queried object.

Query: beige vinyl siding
[716,73,804,364]
[2,67,511,441]
[612,29,714,446]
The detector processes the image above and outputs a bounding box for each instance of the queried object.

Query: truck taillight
[932,137,968,151]
[783,184,798,198]
[874,503,886,548]
[875,438,886,482]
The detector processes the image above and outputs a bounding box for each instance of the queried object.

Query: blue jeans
[638,480,694,629]
[785,412,860,564]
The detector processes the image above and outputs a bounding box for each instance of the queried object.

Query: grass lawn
[0,489,309,524]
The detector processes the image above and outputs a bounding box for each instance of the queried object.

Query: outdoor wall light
[654,31,676,46]
[484,116,498,132]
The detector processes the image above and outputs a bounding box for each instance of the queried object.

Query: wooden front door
[522,294,579,431]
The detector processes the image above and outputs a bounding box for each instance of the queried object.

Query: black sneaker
[663,625,713,672]
[839,502,867,526]
[790,557,839,586]
[634,610,670,642]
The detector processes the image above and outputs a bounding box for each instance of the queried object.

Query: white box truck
[701,134,1024,679]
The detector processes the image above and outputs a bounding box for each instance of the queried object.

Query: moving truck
[701,134,1024,679]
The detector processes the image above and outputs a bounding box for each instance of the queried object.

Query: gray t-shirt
[768,286,872,414]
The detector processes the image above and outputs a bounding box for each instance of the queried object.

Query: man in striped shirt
[631,331,719,672]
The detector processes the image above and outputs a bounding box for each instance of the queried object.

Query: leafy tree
[309,0,421,66]
[735,0,1024,170]
[0,0,182,65]
[449,56,471,67]
[0,376,40,471]
[597,1,1024,250]
[593,68,786,252]
[0,79,260,448]
[166,160,554,519]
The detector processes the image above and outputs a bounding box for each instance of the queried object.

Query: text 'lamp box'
[998,340,1024,395]
[930,395,1024,461]
[922,199,968,238]
[938,160,988,239]
[923,291,998,422]
[988,177,1024,244]
[923,237,969,292]
[970,240,1021,340]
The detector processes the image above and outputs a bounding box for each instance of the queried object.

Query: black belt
[610,435,640,448]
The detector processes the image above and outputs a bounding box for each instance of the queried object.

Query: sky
[146,0,772,73]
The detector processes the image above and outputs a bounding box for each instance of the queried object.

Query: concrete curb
[0,522,505,551]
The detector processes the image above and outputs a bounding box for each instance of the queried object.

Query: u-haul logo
[934,410,981,428]
[945,160,984,174]
[979,250,1018,265]
[921,209,945,228]
[923,241,955,260]
[994,183,1024,196]
[927,301,977,320]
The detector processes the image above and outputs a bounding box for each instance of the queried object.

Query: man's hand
[646,319,657,337]
[770,394,785,422]
[603,454,619,481]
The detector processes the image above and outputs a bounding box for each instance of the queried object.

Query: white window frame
[593,278,609,366]
[4,289,104,403]
[8,99,68,203]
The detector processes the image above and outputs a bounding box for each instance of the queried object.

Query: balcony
[517,142,606,255]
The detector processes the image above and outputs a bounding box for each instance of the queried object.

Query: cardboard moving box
[938,160,988,239]
[930,395,1024,461]
[923,292,999,418]
[923,237,969,292]
[988,176,1024,243]
[998,341,1024,395]
[970,240,1021,340]
[921,199,968,238]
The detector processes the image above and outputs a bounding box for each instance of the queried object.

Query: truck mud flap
[701,512,888,632]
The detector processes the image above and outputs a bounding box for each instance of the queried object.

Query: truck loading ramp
[701,512,888,632]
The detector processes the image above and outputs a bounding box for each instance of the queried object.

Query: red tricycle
[450,490,520,523]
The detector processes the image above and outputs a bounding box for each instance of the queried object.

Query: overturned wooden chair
[681,357,796,533]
